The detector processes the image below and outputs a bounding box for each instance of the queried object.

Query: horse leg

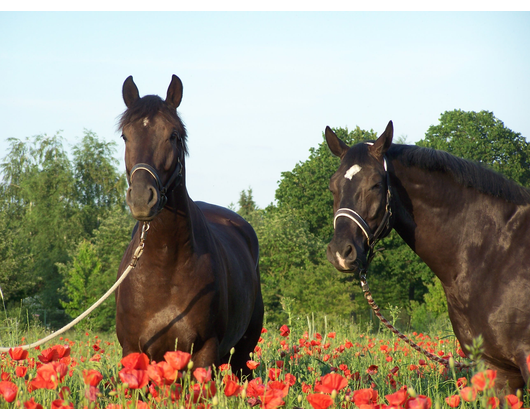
[191,337,220,370]
[487,363,526,397]
[226,277,264,379]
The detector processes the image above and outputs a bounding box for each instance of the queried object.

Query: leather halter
[128,150,183,212]
[332,145,393,266]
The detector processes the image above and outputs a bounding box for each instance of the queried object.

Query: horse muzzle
[126,163,169,221]
[326,240,366,273]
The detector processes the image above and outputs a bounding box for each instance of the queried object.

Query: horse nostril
[343,245,354,260]
[147,186,158,208]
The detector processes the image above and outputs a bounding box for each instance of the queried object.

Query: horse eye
[169,131,177,142]
[121,134,128,143]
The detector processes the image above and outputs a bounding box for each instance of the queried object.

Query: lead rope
[359,270,473,370]
[0,222,150,352]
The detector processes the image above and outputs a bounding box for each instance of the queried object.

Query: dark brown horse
[325,121,530,394]
[115,75,263,377]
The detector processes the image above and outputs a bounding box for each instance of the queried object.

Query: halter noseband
[128,151,183,212]
[333,145,393,267]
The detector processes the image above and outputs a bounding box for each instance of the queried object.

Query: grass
[0,311,528,409]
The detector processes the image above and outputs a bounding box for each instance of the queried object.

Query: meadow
[0,313,528,409]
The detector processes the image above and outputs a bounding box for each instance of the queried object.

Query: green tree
[0,131,128,328]
[72,130,127,235]
[417,110,530,187]
[0,133,80,325]
[58,205,134,331]
[234,190,356,326]
[58,241,102,330]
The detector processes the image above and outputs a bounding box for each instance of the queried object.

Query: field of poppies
[0,316,528,409]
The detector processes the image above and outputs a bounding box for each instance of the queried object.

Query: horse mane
[387,144,530,205]
[118,95,188,155]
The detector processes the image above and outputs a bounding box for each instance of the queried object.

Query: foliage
[59,206,134,331]
[417,109,530,187]
[0,131,127,329]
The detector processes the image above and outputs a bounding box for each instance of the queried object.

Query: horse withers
[115,74,264,377]
[325,121,530,394]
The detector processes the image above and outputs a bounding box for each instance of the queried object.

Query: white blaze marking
[335,252,349,270]
[143,117,149,127]
[344,164,362,180]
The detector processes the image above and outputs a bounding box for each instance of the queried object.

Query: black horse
[115,75,263,377]
[325,121,530,394]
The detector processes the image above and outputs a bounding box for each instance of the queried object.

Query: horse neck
[143,169,198,256]
[390,159,518,281]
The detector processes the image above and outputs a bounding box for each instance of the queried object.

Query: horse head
[325,121,394,273]
[119,75,187,221]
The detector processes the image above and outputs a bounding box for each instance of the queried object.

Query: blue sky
[1,10,529,208]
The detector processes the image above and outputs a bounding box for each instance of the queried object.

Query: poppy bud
[187,361,194,371]
[212,395,218,406]
[407,386,417,398]
[230,347,235,355]
[449,356,455,370]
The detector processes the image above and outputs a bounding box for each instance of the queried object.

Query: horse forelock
[118,95,188,155]
[387,144,530,205]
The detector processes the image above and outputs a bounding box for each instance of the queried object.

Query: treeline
[0,110,528,332]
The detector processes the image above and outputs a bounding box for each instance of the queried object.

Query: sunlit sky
[1,6,529,208]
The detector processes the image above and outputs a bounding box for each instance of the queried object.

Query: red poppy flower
[51,344,71,359]
[486,396,500,408]
[284,373,296,386]
[260,388,285,409]
[82,369,103,386]
[314,372,348,394]
[24,397,43,409]
[471,369,496,392]
[163,350,191,371]
[279,325,290,337]
[8,347,28,361]
[121,352,149,370]
[268,367,282,381]
[526,354,530,373]
[15,366,28,378]
[193,367,212,384]
[445,394,460,408]
[246,360,260,370]
[456,377,467,388]
[301,382,312,394]
[267,380,290,397]
[406,395,432,409]
[505,394,523,409]
[38,347,59,363]
[460,386,476,402]
[118,368,149,389]
[385,386,408,408]
[51,399,74,409]
[246,378,265,397]
[224,376,241,397]
[261,327,268,333]
[29,363,60,390]
[327,332,336,339]
[218,363,231,371]
[366,365,378,375]
[1,372,10,381]
[0,381,18,403]
[352,388,378,408]
[307,393,334,409]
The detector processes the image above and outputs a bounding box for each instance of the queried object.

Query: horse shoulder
[195,201,259,266]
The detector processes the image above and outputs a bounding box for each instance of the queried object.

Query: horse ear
[122,76,140,108]
[325,126,349,159]
[166,75,183,109]
[369,120,393,159]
